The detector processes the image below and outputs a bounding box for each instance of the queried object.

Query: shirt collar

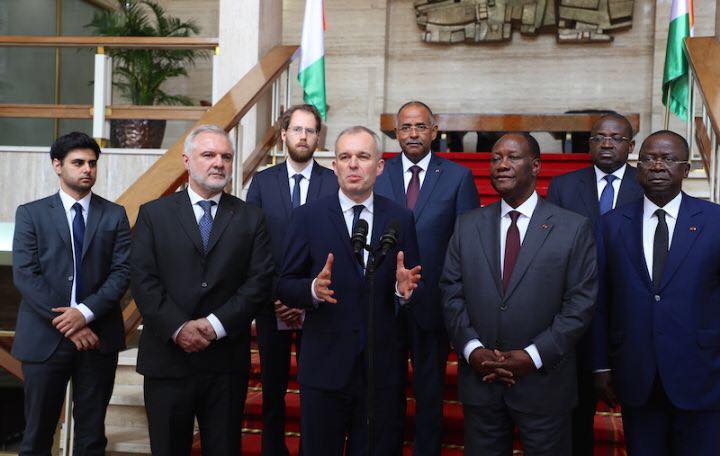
[401,151,432,174]
[286,159,314,181]
[338,189,374,215]
[643,192,682,220]
[500,191,539,220]
[58,189,92,215]
[187,186,222,206]
[594,164,627,183]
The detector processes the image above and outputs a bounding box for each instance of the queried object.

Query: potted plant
[87,0,205,148]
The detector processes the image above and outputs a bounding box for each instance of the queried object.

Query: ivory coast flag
[298,0,327,119]
[662,0,694,120]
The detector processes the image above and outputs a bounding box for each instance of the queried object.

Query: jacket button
[655,294,660,302]
[67,275,73,281]
[201,282,208,288]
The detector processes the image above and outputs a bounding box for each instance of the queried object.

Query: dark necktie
[72,203,85,301]
[351,204,365,269]
[291,173,303,209]
[599,174,617,215]
[406,165,422,210]
[502,211,521,293]
[198,200,216,252]
[652,209,669,289]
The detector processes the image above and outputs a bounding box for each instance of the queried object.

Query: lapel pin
[435,169,440,173]
[690,226,697,232]
[542,224,549,229]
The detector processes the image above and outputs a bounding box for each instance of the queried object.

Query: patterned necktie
[652,209,669,289]
[503,211,521,293]
[406,165,422,210]
[198,200,216,252]
[291,174,303,209]
[72,203,85,301]
[599,174,617,215]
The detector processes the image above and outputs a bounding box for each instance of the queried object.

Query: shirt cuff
[463,339,484,363]
[75,304,95,324]
[172,322,187,342]
[594,368,612,373]
[207,313,227,340]
[524,344,543,369]
[394,281,411,305]
[310,278,323,305]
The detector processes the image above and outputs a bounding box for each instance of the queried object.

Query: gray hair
[334,126,382,161]
[183,124,235,156]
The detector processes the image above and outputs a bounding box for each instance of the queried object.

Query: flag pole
[664,80,672,130]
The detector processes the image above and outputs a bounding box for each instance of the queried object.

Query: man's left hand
[396,251,421,300]
[195,318,217,341]
[51,307,87,336]
[482,349,536,379]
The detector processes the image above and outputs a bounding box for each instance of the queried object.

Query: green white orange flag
[662,0,694,121]
[298,0,327,119]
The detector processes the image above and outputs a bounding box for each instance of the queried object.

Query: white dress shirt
[463,192,543,370]
[286,159,314,205]
[401,152,433,190]
[642,193,682,275]
[58,189,95,323]
[172,186,227,341]
[594,164,627,209]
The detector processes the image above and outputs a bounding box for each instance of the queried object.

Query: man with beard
[441,133,597,455]
[375,101,479,455]
[546,113,643,455]
[246,104,338,455]
[131,124,274,455]
[594,131,720,455]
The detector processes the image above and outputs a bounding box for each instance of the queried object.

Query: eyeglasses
[287,126,319,136]
[589,135,630,144]
[398,124,430,134]
[637,156,690,168]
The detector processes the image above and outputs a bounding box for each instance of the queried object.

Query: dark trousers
[571,366,597,456]
[256,312,302,456]
[143,371,248,456]
[404,311,448,456]
[621,377,720,456]
[463,399,571,456]
[20,338,118,456]
[299,355,405,456]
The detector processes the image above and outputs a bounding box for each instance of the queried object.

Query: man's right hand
[469,347,514,386]
[313,253,337,304]
[175,321,211,353]
[594,371,618,408]
[69,326,99,351]
[274,300,303,329]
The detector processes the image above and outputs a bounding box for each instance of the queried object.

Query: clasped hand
[175,318,217,353]
[52,307,98,351]
[469,348,536,387]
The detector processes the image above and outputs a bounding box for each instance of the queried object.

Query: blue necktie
[72,203,85,301]
[351,204,366,352]
[198,200,216,252]
[599,174,617,215]
[291,174,303,209]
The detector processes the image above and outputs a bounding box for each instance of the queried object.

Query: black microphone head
[351,219,369,256]
[385,219,400,236]
[354,219,369,236]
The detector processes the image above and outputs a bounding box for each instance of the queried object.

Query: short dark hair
[493,133,541,160]
[50,132,101,162]
[281,104,322,132]
[593,113,634,138]
[641,130,690,160]
[397,100,435,125]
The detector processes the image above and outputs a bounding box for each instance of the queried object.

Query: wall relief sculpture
[414,0,633,43]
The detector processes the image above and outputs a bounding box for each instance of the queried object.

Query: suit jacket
[276,193,421,391]
[441,198,598,414]
[375,153,479,330]
[593,194,720,410]
[12,193,131,362]
[546,165,644,227]
[130,190,274,378]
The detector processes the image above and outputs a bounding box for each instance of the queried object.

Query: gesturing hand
[313,253,337,304]
[68,326,99,351]
[52,307,87,336]
[175,320,211,353]
[396,251,422,300]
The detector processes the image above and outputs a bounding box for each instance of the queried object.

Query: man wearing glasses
[246,104,338,455]
[546,113,643,455]
[593,130,720,455]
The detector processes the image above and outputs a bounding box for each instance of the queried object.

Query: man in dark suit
[593,131,720,455]
[546,113,643,455]
[277,126,422,455]
[441,133,598,455]
[375,101,479,455]
[246,104,338,455]
[12,132,131,455]
[131,124,274,456]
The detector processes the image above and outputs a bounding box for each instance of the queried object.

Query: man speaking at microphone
[278,125,422,455]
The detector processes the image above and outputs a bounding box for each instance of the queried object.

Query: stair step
[105,425,151,455]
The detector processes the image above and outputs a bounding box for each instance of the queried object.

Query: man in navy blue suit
[246,104,338,456]
[546,113,643,455]
[277,126,422,455]
[594,130,720,455]
[375,101,479,455]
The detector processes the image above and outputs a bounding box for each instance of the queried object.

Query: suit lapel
[414,154,442,220]
[578,167,599,222]
[49,193,72,251]
[275,164,292,217]
[205,193,235,255]
[660,195,702,290]
[175,191,205,256]
[620,202,653,288]
[307,161,326,203]
[370,198,386,249]
[476,204,503,297]
[328,196,357,267]
[503,200,554,302]
[617,165,640,207]
[387,158,406,206]
[81,195,104,260]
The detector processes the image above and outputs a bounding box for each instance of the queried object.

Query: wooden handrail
[685,37,720,139]
[0,345,22,381]
[242,123,282,185]
[0,104,208,121]
[380,113,641,136]
[0,35,218,49]
[694,117,713,174]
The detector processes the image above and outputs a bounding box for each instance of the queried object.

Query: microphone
[351,219,369,265]
[376,220,401,265]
